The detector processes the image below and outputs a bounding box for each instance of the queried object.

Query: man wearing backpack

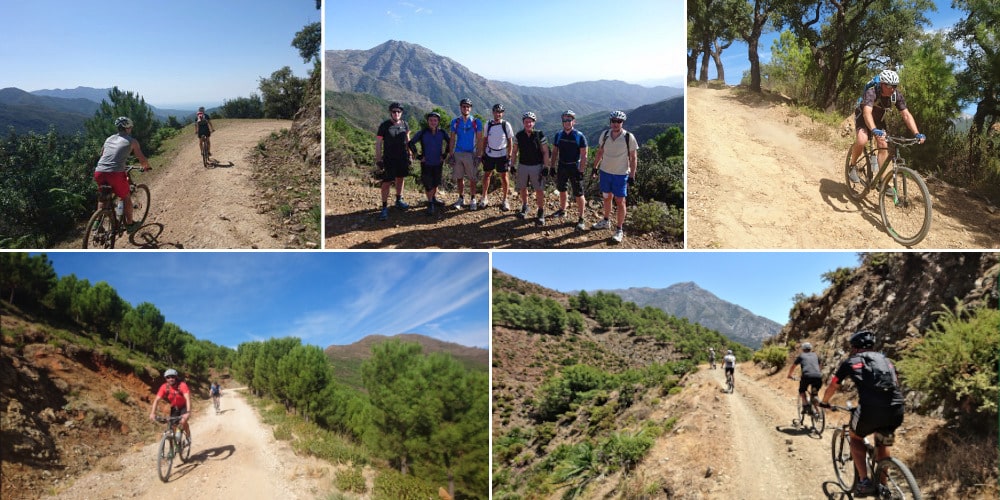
[820,330,905,497]
[591,111,638,243]
[511,111,550,225]
[448,98,483,210]
[408,112,450,216]
[480,104,515,210]
[195,106,215,157]
[148,368,193,445]
[375,102,412,221]
[848,69,926,184]
[549,110,589,231]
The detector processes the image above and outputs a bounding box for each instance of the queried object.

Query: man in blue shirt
[448,98,483,210]
[549,110,588,231]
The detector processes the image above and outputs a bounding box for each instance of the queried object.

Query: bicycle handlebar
[821,402,854,412]
[155,415,184,424]
[885,136,921,146]
[126,165,151,173]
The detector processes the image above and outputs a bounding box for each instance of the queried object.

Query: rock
[704,466,713,478]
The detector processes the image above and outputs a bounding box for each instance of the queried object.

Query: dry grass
[909,425,998,499]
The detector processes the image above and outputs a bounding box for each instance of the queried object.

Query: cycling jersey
[377,119,410,160]
[408,128,449,166]
[196,113,212,137]
[723,354,736,369]
[95,134,134,173]
[793,352,822,378]
[832,352,905,409]
[515,129,548,166]
[210,385,221,396]
[157,381,190,409]
[855,86,908,130]
[553,129,587,166]
[450,116,482,153]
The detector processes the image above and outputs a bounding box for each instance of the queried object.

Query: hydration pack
[599,129,634,151]
[486,120,511,152]
[857,74,897,108]
[858,352,899,394]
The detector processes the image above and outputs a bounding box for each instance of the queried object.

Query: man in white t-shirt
[591,111,638,243]
[480,103,515,210]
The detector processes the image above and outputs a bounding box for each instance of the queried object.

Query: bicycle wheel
[831,428,854,490]
[809,405,826,437]
[201,141,210,168]
[178,431,191,462]
[875,457,922,499]
[131,184,151,225]
[879,166,931,246]
[157,434,174,482]
[83,210,116,249]
[844,146,872,201]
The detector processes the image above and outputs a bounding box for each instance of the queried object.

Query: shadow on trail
[775,422,824,439]
[166,445,236,482]
[822,481,852,499]
[205,157,235,169]
[128,223,185,249]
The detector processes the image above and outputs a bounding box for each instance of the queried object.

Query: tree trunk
[699,38,711,82]
[711,40,733,83]
[687,49,699,83]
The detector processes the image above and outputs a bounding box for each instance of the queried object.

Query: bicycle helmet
[164,368,179,378]
[425,111,441,120]
[802,342,812,351]
[849,330,877,349]
[878,69,900,86]
[562,110,576,118]
[610,110,627,121]
[459,98,473,107]
[492,103,505,113]
[521,111,537,122]
[388,102,403,112]
[115,116,133,129]
[727,349,733,355]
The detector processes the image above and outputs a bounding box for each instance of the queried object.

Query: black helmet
[425,111,441,120]
[459,98,472,107]
[389,102,403,112]
[849,330,876,349]
[492,103,505,113]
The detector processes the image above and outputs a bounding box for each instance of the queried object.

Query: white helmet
[727,350,733,355]
[115,116,133,129]
[610,110,627,121]
[521,111,537,122]
[164,368,179,378]
[879,69,900,86]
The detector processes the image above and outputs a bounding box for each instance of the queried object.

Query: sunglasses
[882,83,897,89]
[562,118,574,122]
[390,109,403,113]
[166,376,177,380]
[610,119,624,124]
[461,104,471,108]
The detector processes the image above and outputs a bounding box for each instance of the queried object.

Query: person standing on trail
[94,116,151,234]
[708,348,717,369]
[591,110,638,243]
[819,330,905,497]
[375,102,412,221]
[786,342,823,415]
[195,106,215,157]
[848,69,925,184]
[408,112,450,216]
[448,98,483,210]
[480,103,515,211]
[549,110,588,231]
[511,111,550,225]
[149,368,193,444]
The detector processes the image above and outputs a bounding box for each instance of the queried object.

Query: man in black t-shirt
[511,112,550,225]
[848,69,925,184]
[820,330,905,496]
[375,102,412,221]
[786,342,823,416]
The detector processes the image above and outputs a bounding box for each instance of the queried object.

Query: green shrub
[112,390,129,404]
[334,467,367,494]
[372,469,437,499]
[753,345,789,371]
[629,201,683,237]
[821,266,855,289]
[599,430,653,472]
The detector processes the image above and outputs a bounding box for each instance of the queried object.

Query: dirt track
[46,388,331,499]
[686,86,1000,249]
[124,119,291,249]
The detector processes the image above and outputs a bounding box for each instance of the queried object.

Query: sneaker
[848,167,861,183]
[501,198,510,211]
[517,204,528,219]
[426,204,435,216]
[612,228,624,243]
[575,219,587,231]
[854,478,876,496]
[395,198,409,210]
[433,197,445,206]
[452,198,464,210]
[592,218,611,230]
[536,209,545,226]
[378,207,389,221]
[552,209,566,218]
[480,197,490,208]
[469,199,478,211]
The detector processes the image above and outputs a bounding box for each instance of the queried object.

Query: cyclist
[148,368,192,444]
[591,110,638,243]
[94,116,151,233]
[511,111,550,225]
[448,98,483,210]
[408,112,450,216]
[480,104,515,210]
[549,110,589,231]
[375,102,412,220]
[722,349,736,386]
[708,348,716,369]
[819,330,905,497]
[848,69,926,184]
[210,381,222,413]
[786,342,823,417]
[195,106,215,157]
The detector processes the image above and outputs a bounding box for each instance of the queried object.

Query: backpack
[486,120,511,152]
[599,129,633,151]
[858,352,899,394]
[451,116,479,134]
[857,74,897,108]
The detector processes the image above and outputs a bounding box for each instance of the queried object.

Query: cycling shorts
[556,164,584,197]
[169,406,190,417]
[380,157,411,182]
[94,171,130,201]
[724,366,735,375]
[850,403,903,439]
[798,375,823,395]
[482,155,508,173]
[420,162,443,191]
[197,130,211,138]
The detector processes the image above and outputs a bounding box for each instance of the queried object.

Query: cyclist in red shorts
[148,368,193,444]
[93,116,151,232]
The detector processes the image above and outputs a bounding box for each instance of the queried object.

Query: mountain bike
[199,135,211,168]
[844,135,931,246]
[790,383,825,437]
[212,393,221,414]
[827,403,921,499]
[83,166,151,249]
[725,370,735,394]
[154,415,191,482]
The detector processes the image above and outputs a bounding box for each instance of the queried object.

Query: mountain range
[325,40,683,127]
[595,282,783,348]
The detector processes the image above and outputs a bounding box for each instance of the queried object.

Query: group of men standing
[373,98,639,243]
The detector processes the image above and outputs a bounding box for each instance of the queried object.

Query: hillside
[598,281,782,348]
[0,87,98,134]
[325,40,681,126]
[575,96,685,146]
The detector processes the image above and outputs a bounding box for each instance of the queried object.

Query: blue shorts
[599,171,628,198]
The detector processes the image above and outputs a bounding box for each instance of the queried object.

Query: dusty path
[687,86,1000,249]
[46,388,331,499]
[126,119,291,249]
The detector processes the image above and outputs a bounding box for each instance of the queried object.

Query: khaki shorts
[516,163,544,191]
[451,151,479,182]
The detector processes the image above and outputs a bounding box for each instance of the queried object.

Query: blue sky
[1,1,318,109]
[325,0,687,88]
[40,252,490,350]
[493,252,861,325]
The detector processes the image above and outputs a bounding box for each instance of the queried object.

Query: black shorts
[197,128,211,138]
[851,404,904,439]
[556,164,584,197]
[420,162,443,191]
[798,375,822,395]
[169,406,189,417]
[724,366,734,375]
[482,156,508,173]
[380,157,411,182]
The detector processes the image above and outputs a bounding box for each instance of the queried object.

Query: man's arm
[130,140,151,170]
[900,109,923,143]
[821,377,840,405]
[148,394,161,419]
[578,146,588,173]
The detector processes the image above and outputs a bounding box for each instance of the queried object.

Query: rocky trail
[45,388,332,500]
[687,86,1000,249]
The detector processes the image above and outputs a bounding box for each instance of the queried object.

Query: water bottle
[869,152,878,174]
[115,200,124,218]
